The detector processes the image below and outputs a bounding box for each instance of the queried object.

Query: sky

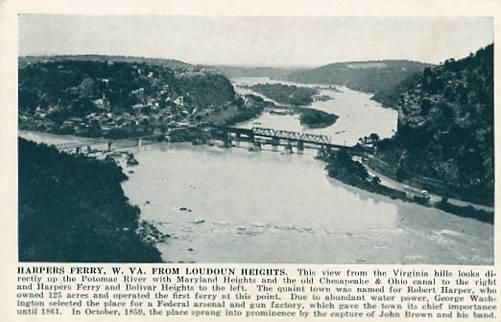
[19,15,493,67]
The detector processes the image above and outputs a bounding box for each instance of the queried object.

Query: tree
[79,77,96,97]
[369,133,380,143]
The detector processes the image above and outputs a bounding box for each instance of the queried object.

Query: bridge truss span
[54,140,108,151]
[53,135,153,152]
[251,127,331,145]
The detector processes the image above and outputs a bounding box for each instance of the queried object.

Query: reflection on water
[233,77,398,146]
[121,143,493,264]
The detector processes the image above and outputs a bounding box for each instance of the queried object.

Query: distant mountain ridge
[284,60,433,101]
[213,65,305,79]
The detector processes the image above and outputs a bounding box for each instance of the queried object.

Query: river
[18,79,493,264]
[119,142,492,264]
[232,77,398,146]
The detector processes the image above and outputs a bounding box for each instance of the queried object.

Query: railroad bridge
[215,126,358,152]
[54,140,107,151]
[53,126,361,154]
[54,136,151,154]
[252,127,331,145]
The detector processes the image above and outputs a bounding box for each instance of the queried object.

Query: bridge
[215,126,357,152]
[251,127,331,145]
[54,136,158,154]
[54,140,108,151]
[54,126,361,155]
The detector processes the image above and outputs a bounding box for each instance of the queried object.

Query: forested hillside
[375,44,494,204]
[18,57,244,137]
[285,60,432,96]
[19,58,236,117]
[371,73,421,107]
[18,138,162,262]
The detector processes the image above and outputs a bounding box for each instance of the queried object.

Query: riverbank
[19,88,268,140]
[21,126,493,227]
[18,131,493,264]
[317,149,494,224]
[18,138,164,262]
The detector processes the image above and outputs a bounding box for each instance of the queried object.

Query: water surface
[19,88,493,265]
[233,77,398,146]
[120,143,493,264]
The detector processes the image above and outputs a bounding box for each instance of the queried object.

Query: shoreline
[130,138,494,224]
[18,138,164,262]
[19,129,494,226]
[122,140,492,264]
[18,131,493,264]
[316,149,494,224]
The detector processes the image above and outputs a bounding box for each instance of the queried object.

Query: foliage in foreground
[18,138,162,262]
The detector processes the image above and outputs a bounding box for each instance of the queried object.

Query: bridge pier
[75,146,81,155]
[271,137,279,151]
[219,126,340,154]
[234,132,241,146]
[317,145,330,159]
[297,140,304,153]
[248,139,261,151]
[107,141,112,152]
[248,133,258,149]
[285,141,293,154]
[223,132,232,148]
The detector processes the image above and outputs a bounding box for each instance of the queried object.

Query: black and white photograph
[17,14,494,264]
